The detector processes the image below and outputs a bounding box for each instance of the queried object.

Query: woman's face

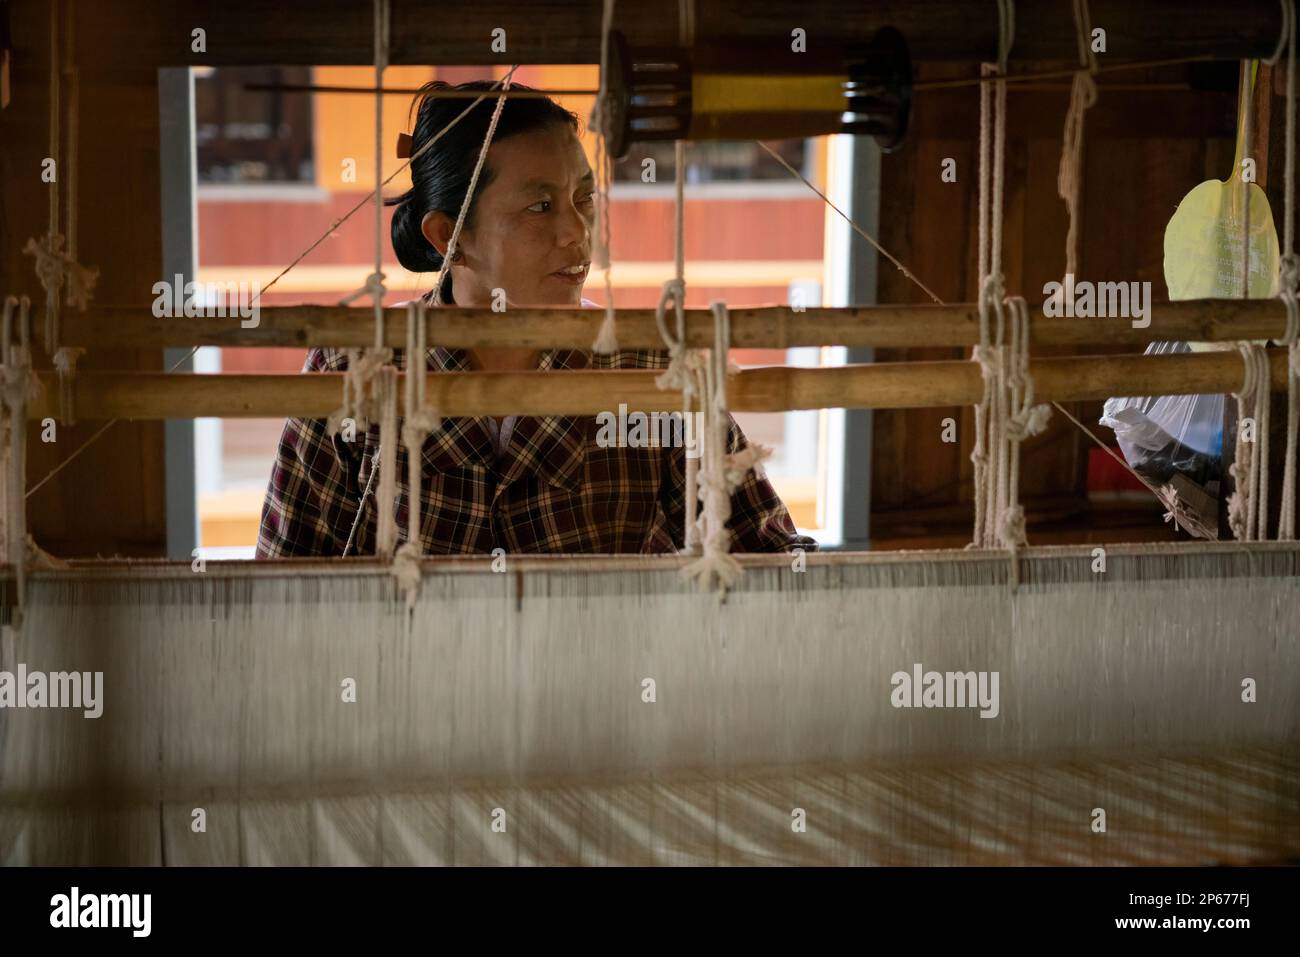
[422,123,595,307]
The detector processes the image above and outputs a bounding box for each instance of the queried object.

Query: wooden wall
[871,61,1243,548]
[1,0,167,557]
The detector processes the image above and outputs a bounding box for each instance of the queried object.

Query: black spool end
[842,26,912,153]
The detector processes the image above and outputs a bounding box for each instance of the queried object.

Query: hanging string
[2,297,40,630]
[1266,0,1300,540]
[589,0,620,354]
[22,0,97,428]
[343,54,512,560]
[371,0,400,559]
[969,0,1047,579]
[431,80,512,306]
[652,0,701,552]
[392,301,440,608]
[1058,0,1098,282]
[681,301,770,593]
[654,140,704,554]
[331,0,394,443]
[1227,343,1273,540]
[25,57,522,507]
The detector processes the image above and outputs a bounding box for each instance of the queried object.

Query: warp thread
[1058,0,1098,280]
[970,0,1046,573]
[25,1,98,426]
[344,13,510,566]
[331,1,395,440]
[1266,0,1300,540]
[680,301,771,594]
[589,0,620,354]
[392,300,441,610]
[1,296,40,630]
[1227,343,1273,541]
[653,136,708,556]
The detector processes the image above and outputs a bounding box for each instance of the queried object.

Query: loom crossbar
[55,299,1295,351]
[26,348,1297,419]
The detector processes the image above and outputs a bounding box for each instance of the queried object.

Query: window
[195,66,315,184]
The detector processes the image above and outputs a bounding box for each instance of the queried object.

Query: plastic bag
[1099,341,1224,535]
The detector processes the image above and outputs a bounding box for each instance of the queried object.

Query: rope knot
[52,345,86,375]
[723,442,772,489]
[995,504,1027,548]
[979,272,1007,307]
[341,270,387,307]
[1279,252,1300,294]
[23,233,100,311]
[971,343,999,379]
[1006,402,1052,440]
[681,550,742,594]
[391,541,423,611]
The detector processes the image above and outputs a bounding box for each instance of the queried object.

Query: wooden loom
[0,0,1298,866]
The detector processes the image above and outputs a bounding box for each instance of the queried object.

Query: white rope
[970,0,1043,569]
[654,139,705,554]
[358,18,510,568]
[23,48,525,507]
[430,83,512,308]
[23,0,96,427]
[1228,343,1273,540]
[1267,0,1300,539]
[330,0,394,437]
[681,301,769,593]
[1058,0,1098,281]
[393,301,440,608]
[2,296,40,630]
[589,0,620,354]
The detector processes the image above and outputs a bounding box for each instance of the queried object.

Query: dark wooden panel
[1,2,166,557]
[871,61,1234,542]
[3,0,1281,70]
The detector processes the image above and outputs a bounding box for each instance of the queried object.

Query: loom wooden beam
[28,348,1294,420]
[55,0,1287,70]
[59,300,1293,351]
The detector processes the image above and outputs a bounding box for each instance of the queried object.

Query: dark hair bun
[390,199,442,274]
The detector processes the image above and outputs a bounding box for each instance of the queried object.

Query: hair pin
[396,132,413,159]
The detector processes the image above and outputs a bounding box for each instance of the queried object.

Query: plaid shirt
[256,345,817,558]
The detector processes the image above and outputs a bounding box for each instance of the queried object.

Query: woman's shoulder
[591,349,671,371]
[303,347,349,372]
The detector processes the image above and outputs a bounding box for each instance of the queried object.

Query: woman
[256,81,815,558]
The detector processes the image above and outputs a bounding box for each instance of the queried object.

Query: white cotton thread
[969,0,1040,575]
[1267,0,1300,540]
[393,300,440,609]
[1228,343,1273,541]
[1,296,38,630]
[680,301,767,594]
[589,0,620,355]
[23,0,97,425]
[330,0,395,438]
[1058,0,1098,280]
[371,2,398,560]
[654,139,705,554]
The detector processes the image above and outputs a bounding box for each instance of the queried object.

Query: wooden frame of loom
[5,0,1300,558]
